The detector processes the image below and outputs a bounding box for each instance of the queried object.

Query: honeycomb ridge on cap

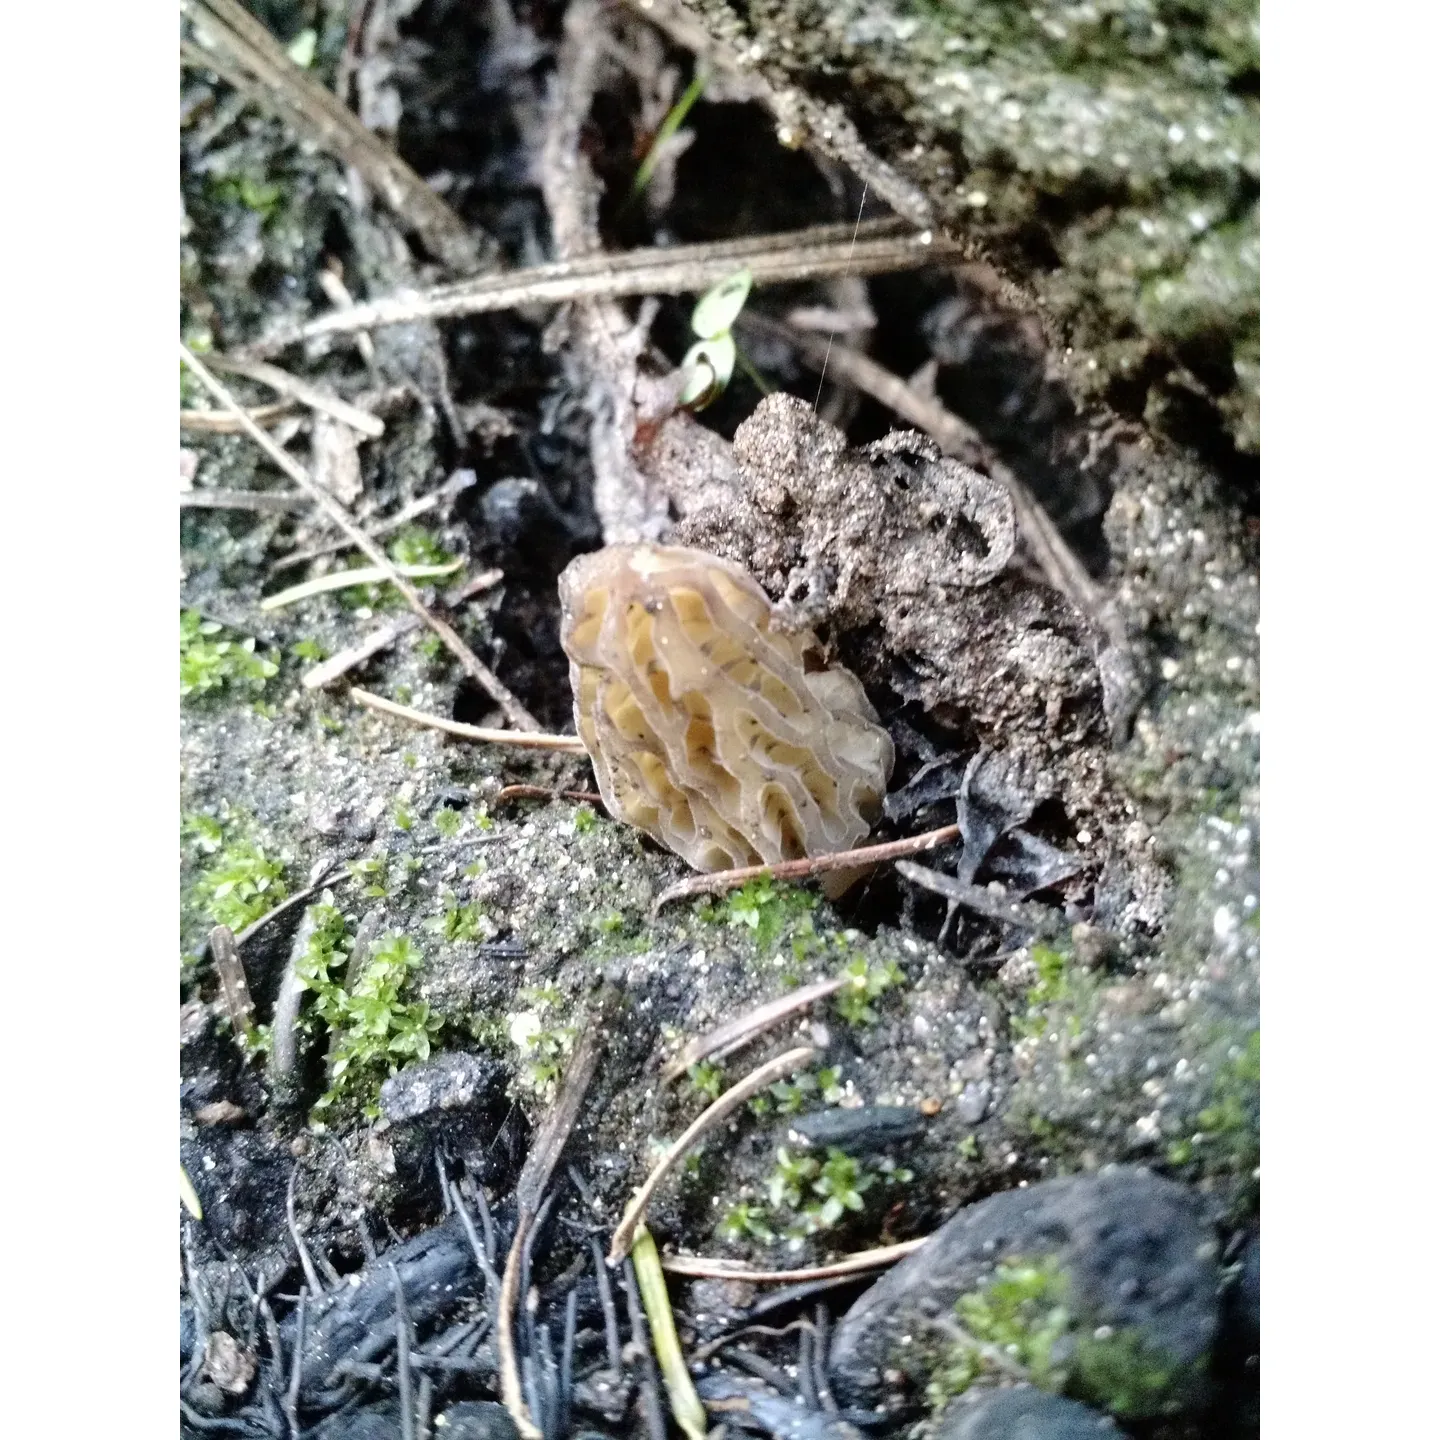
[558,544,895,893]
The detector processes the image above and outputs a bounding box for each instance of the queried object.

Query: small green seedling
[834,954,905,1026]
[717,1202,774,1244]
[762,1144,882,1238]
[629,67,709,202]
[285,27,317,68]
[681,269,752,410]
[433,807,464,839]
[688,1060,724,1101]
[425,902,487,943]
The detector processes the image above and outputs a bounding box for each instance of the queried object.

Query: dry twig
[894,860,1056,934]
[233,862,348,949]
[609,1046,815,1263]
[660,1237,927,1283]
[202,354,385,437]
[179,343,540,730]
[541,0,670,542]
[349,688,586,752]
[261,559,463,612]
[181,401,297,434]
[300,568,503,689]
[660,977,848,1085]
[180,488,308,513]
[208,925,255,1042]
[241,223,960,356]
[620,0,936,227]
[494,785,605,806]
[651,823,961,915]
[272,469,479,575]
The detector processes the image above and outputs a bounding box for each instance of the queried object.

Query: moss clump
[697,874,818,949]
[760,1144,911,1242]
[424,900,489,944]
[180,610,278,702]
[928,1254,1193,1419]
[1012,942,1092,1044]
[928,1257,1071,1404]
[748,1064,846,1117]
[187,826,289,934]
[1071,1325,1189,1418]
[432,807,464,839]
[298,911,442,1123]
[507,986,576,1097]
[1167,1028,1259,1211]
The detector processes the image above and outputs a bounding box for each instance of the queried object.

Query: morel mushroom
[558,544,894,892]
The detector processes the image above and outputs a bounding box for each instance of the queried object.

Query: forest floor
[179,4,1258,1438]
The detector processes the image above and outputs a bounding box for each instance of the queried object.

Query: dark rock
[829,1167,1221,1420]
[787,1105,925,1152]
[434,1400,521,1438]
[937,1385,1125,1439]
[380,1051,504,1124]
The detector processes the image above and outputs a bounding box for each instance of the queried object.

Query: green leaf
[680,335,737,410]
[285,28,317,68]
[691,269,752,340]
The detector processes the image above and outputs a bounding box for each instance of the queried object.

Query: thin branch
[179,343,540,730]
[651,823,961,915]
[240,224,962,356]
[180,488,308,513]
[894,860,1056,934]
[208,925,255,1042]
[286,1166,324,1296]
[284,1287,306,1440]
[494,785,605,806]
[660,1237,927,1283]
[609,1046,815,1263]
[660,977,848,1085]
[181,401,297,433]
[233,863,347,948]
[259,558,463,612]
[181,0,486,271]
[540,0,668,544]
[392,1264,416,1440]
[620,0,936,227]
[203,354,385,437]
[349,688,587,752]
